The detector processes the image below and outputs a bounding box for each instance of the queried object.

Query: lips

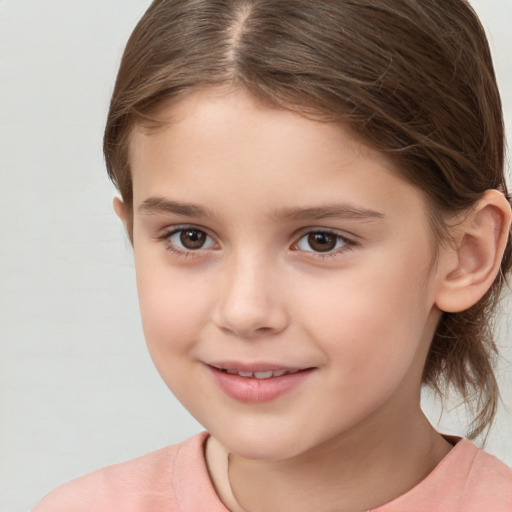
[207,363,314,403]
[221,368,301,379]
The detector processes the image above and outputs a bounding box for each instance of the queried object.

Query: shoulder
[460,441,512,505]
[375,437,512,512]
[426,439,512,511]
[32,432,209,512]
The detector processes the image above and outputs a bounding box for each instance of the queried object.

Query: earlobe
[435,190,512,313]
[113,196,127,223]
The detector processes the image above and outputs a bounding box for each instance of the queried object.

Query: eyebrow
[270,204,385,222]
[139,196,385,222]
[139,197,215,218]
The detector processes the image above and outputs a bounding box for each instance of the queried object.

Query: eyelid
[291,227,357,256]
[157,224,219,255]
[155,224,358,259]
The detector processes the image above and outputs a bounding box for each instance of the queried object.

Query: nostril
[255,326,273,332]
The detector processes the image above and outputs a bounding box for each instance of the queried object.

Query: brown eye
[179,229,207,249]
[296,231,348,254]
[307,232,337,252]
[165,227,216,254]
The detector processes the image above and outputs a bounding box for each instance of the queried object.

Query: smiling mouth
[219,368,302,379]
[208,364,315,402]
[210,363,314,380]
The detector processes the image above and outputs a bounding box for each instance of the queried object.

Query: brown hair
[104,0,511,438]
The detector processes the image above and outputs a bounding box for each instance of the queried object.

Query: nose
[213,254,289,339]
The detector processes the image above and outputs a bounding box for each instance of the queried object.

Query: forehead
[129,86,385,160]
[127,87,428,222]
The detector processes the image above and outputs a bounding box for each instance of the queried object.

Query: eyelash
[292,229,357,259]
[157,226,217,257]
[156,226,357,259]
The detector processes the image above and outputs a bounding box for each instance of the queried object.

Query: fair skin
[115,87,511,512]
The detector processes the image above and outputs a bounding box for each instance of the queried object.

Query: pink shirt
[33,432,512,511]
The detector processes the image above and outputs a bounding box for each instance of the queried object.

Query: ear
[113,195,127,223]
[435,189,512,313]
[113,195,135,245]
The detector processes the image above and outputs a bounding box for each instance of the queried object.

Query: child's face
[127,87,446,461]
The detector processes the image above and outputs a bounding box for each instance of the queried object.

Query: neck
[220,410,452,512]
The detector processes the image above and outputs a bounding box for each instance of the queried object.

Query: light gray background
[1,1,511,511]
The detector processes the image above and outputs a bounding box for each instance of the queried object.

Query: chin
[212,425,312,461]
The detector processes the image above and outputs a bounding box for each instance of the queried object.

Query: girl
[34,0,512,510]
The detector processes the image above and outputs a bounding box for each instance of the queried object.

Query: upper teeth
[225,369,298,379]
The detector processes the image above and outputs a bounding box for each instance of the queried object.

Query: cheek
[134,257,214,357]
[300,257,433,370]
[135,263,217,403]
[299,274,433,428]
